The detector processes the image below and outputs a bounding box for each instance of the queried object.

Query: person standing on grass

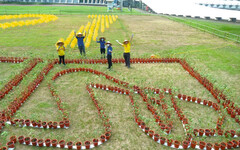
[106,41,113,70]
[116,34,134,68]
[74,31,87,56]
[96,37,106,59]
[56,40,66,65]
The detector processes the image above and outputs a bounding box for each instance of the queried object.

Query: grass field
[0,5,144,15]
[0,5,239,150]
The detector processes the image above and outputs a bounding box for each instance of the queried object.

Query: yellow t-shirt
[57,46,65,56]
[123,43,131,53]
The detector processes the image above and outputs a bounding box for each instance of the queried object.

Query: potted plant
[174,140,180,148]
[59,140,65,148]
[7,141,15,148]
[24,137,31,145]
[100,135,106,143]
[76,141,82,150]
[45,139,51,147]
[84,141,90,149]
[31,138,37,146]
[93,139,98,147]
[214,143,220,150]
[182,140,189,149]
[160,137,166,145]
[199,141,206,149]
[154,134,160,142]
[38,139,44,147]
[191,140,197,148]
[206,143,213,150]
[51,139,58,147]
[67,141,73,149]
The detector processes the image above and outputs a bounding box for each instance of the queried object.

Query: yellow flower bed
[0,14,58,29]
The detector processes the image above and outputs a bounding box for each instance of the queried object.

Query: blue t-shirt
[76,36,85,46]
[97,40,106,49]
[107,46,112,55]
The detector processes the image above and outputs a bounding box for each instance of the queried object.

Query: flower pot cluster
[6,119,69,129]
[0,57,27,63]
[0,58,42,100]
[179,59,240,125]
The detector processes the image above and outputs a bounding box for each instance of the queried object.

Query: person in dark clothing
[74,31,87,56]
[106,41,113,70]
[96,37,106,59]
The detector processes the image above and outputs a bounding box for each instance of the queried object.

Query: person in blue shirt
[106,41,113,70]
[96,37,106,59]
[74,31,87,56]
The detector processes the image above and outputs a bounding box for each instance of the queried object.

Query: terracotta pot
[154,134,160,142]
[67,141,73,149]
[59,140,65,148]
[93,139,98,147]
[167,139,173,147]
[227,141,233,149]
[174,140,180,148]
[182,141,189,149]
[100,135,106,143]
[59,121,65,128]
[220,142,227,150]
[7,141,15,148]
[149,130,154,138]
[206,143,213,150]
[45,139,51,147]
[53,121,58,129]
[10,135,17,143]
[199,141,206,149]
[214,143,220,150]
[24,137,31,145]
[31,138,37,146]
[218,129,223,136]
[47,121,53,128]
[191,140,197,149]
[210,129,216,136]
[76,142,82,150]
[42,121,47,128]
[37,139,44,147]
[203,100,208,105]
[197,98,201,104]
[64,120,70,127]
[199,129,204,136]
[160,137,166,145]
[230,130,236,137]
[85,141,90,149]
[205,129,211,136]
[24,119,31,126]
[232,140,239,148]
[51,139,58,147]
[193,129,199,136]
[105,132,111,140]
[144,126,150,134]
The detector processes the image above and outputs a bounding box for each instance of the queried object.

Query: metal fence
[166,16,240,43]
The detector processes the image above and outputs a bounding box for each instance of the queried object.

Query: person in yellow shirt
[116,34,134,68]
[56,40,66,65]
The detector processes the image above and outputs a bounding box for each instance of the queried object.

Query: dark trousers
[78,45,85,56]
[107,54,112,69]
[100,48,106,58]
[123,53,130,67]
[59,55,65,65]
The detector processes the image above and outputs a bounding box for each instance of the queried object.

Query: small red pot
[174,140,180,148]
[220,142,227,150]
[160,137,166,145]
[148,130,154,138]
[24,137,31,145]
[7,141,15,148]
[214,143,220,150]
[105,132,111,140]
[206,143,213,150]
[31,138,37,146]
[10,135,17,143]
[227,141,233,149]
[154,134,160,142]
[59,140,65,148]
[67,141,73,149]
[51,139,58,147]
[85,141,90,149]
[76,142,82,150]
[93,139,99,147]
[38,139,44,147]
[45,139,51,147]
[199,141,206,149]
[191,140,197,149]
[182,141,189,149]
[167,139,173,147]
[100,135,106,143]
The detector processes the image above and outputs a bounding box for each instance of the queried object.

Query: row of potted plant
[0,58,42,100]
[52,58,181,65]
[179,59,239,124]
[6,119,69,129]
[0,57,27,63]
[1,57,239,149]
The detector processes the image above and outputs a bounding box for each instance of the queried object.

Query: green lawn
[0,5,144,15]
[0,5,239,150]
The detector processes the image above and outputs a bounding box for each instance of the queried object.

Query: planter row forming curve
[0,57,239,150]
